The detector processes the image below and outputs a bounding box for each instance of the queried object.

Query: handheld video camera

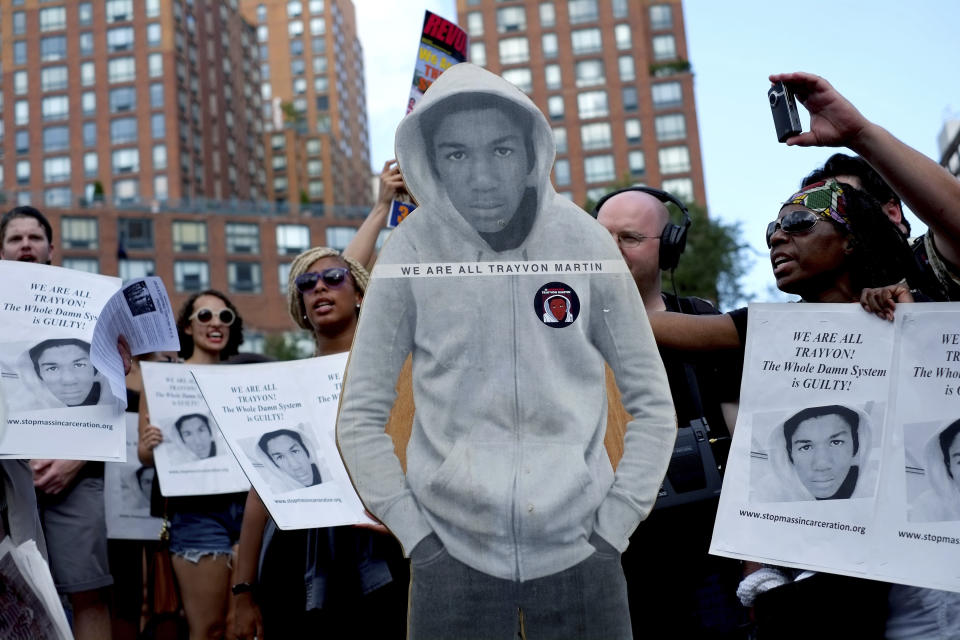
[768,81,802,143]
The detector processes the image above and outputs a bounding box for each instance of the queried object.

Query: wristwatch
[231,582,255,596]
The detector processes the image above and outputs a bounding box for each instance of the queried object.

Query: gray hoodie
[336,63,675,581]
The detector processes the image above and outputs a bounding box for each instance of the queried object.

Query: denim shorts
[168,494,244,563]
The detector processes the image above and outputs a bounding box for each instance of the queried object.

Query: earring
[355,303,361,309]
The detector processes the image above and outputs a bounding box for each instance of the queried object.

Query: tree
[665,202,751,309]
[262,332,309,361]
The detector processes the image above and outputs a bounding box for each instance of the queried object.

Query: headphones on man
[592,186,692,271]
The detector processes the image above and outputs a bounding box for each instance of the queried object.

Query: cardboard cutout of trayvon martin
[336,63,676,638]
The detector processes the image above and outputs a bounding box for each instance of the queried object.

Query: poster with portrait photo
[140,361,249,496]
[191,353,371,530]
[105,413,163,540]
[710,304,897,578]
[0,262,124,461]
[869,305,960,593]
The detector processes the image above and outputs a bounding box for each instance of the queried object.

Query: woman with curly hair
[138,289,247,640]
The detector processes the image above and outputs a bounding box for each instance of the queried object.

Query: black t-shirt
[912,232,960,301]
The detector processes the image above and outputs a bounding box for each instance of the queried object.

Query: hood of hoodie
[764,405,874,502]
[919,421,960,515]
[395,63,557,255]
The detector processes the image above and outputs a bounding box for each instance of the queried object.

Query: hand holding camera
[768,72,872,148]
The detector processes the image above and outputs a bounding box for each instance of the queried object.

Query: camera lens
[769,92,779,107]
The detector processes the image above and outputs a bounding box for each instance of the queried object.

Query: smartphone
[768,81,802,143]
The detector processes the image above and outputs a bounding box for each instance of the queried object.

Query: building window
[496,6,526,32]
[41,36,68,62]
[614,24,632,50]
[45,188,73,208]
[580,122,612,150]
[43,156,70,182]
[574,59,604,87]
[154,175,168,201]
[106,0,133,23]
[307,159,323,176]
[107,26,135,52]
[577,90,608,119]
[153,145,167,170]
[628,150,645,176]
[112,148,139,173]
[288,0,303,17]
[288,20,303,37]
[43,126,70,152]
[613,0,628,18]
[499,37,529,64]
[658,145,691,174]
[652,81,682,108]
[568,0,598,24]
[151,114,166,139]
[39,7,67,32]
[174,261,210,292]
[545,64,562,90]
[661,178,693,202]
[652,34,677,61]
[147,23,162,47]
[14,41,28,65]
[278,263,293,290]
[118,218,154,250]
[539,2,556,27]
[119,259,155,281]
[84,152,98,177]
[325,226,356,252]
[146,0,160,18]
[13,11,26,35]
[554,159,571,186]
[62,258,100,273]
[584,155,615,183]
[542,33,558,59]
[14,101,29,126]
[309,0,324,13]
[83,122,97,148]
[61,217,98,249]
[308,180,324,198]
[41,66,69,92]
[110,118,138,144]
[228,262,262,294]
[276,224,309,255]
[310,17,325,35]
[80,62,96,86]
[173,221,209,253]
[150,83,165,108]
[553,127,567,153]
[470,42,487,67]
[148,53,163,77]
[15,131,30,155]
[547,95,565,120]
[110,87,137,113]
[226,223,260,254]
[502,68,532,93]
[625,119,642,143]
[17,161,31,185]
[109,57,136,83]
[622,86,638,111]
[114,178,139,204]
[466,11,483,36]
[14,71,28,96]
[571,28,602,55]
[649,4,673,29]
[618,56,635,81]
[41,96,69,122]
[655,114,686,141]
[79,32,94,56]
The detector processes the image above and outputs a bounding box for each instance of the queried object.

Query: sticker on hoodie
[536,282,579,328]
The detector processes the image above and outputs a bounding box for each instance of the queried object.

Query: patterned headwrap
[782,179,852,233]
[286,246,370,331]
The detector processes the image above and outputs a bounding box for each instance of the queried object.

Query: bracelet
[231,582,255,596]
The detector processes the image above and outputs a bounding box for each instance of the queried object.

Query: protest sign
[0,538,72,640]
[405,11,467,114]
[0,262,124,460]
[192,354,372,530]
[141,362,249,496]
[710,303,960,593]
[91,277,180,403]
[105,413,163,540]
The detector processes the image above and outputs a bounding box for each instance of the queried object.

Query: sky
[355,1,960,308]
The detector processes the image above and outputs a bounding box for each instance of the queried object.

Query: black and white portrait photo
[750,404,881,503]
[0,338,112,412]
[171,412,219,461]
[905,418,960,523]
[241,426,329,495]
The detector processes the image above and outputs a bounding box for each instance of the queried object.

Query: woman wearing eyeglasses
[232,247,408,640]
[137,289,246,640]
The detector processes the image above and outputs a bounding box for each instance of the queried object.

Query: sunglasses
[294,267,350,293]
[189,307,236,326]
[765,209,822,247]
